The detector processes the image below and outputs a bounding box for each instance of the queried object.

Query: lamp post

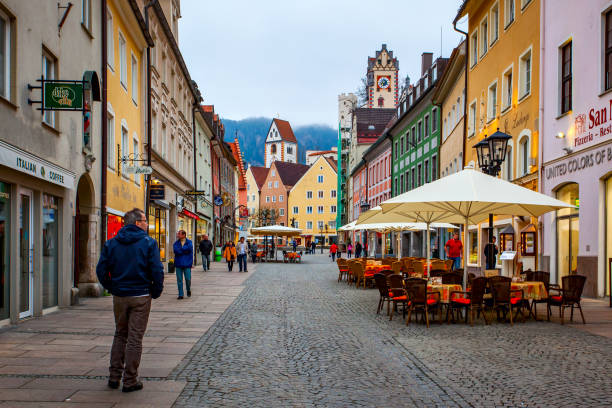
[473,128,512,269]
[360,201,371,255]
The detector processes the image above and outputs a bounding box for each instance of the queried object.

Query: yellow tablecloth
[511,281,548,300]
[428,284,462,303]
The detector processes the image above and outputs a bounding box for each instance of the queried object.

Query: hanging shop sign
[150,184,165,200]
[0,140,75,189]
[44,82,83,110]
[213,195,223,206]
[122,165,153,174]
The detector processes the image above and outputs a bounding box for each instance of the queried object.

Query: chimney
[421,52,433,76]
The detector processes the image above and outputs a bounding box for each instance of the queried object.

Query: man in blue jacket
[173,229,193,299]
[96,208,163,393]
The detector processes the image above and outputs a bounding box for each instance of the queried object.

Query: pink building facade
[365,141,392,209]
[540,0,612,297]
[350,162,367,245]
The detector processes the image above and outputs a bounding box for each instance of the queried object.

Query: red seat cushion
[550,295,562,302]
[510,297,522,305]
[451,298,471,305]
[392,295,407,301]
[427,298,438,305]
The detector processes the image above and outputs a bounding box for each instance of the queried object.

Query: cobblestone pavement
[171,255,612,407]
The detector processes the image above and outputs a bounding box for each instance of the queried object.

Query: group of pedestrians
[221,237,249,272]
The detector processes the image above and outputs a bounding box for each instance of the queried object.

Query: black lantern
[474,128,512,177]
[474,137,492,173]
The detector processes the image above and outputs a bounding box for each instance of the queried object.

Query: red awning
[180,209,199,220]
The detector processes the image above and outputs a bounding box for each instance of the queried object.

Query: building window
[503,143,513,180]
[318,190,324,198]
[424,160,430,183]
[518,136,530,176]
[307,206,313,214]
[424,114,430,137]
[378,96,384,107]
[405,170,409,191]
[81,0,91,30]
[471,30,478,67]
[417,164,422,186]
[42,51,56,127]
[133,137,140,185]
[161,123,167,159]
[0,9,12,100]
[432,155,437,180]
[561,41,572,114]
[480,16,488,57]
[121,125,129,177]
[271,170,276,176]
[274,181,278,188]
[519,49,531,99]
[293,206,299,214]
[490,2,499,44]
[131,55,138,104]
[151,111,157,150]
[502,67,513,111]
[505,0,515,28]
[606,10,612,90]
[394,141,398,159]
[287,146,293,154]
[318,175,324,183]
[400,136,405,155]
[119,34,128,89]
[307,221,313,230]
[417,120,423,142]
[431,108,438,132]
[468,100,477,136]
[279,208,284,216]
[266,196,270,203]
[318,221,324,230]
[487,81,497,121]
[107,111,115,169]
[400,174,404,194]
[306,191,313,199]
[411,168,416,189]
[521,0,532,10]
[331,205,336,213]
[294,221,299,228]
[317,206,324,214]
[268,182,272,188]
[411,126,416,146]
[279,195,283,202]
[331,190,337,198]
[107,9,114,69]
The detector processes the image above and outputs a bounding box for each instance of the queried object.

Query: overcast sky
[179,0,466,128]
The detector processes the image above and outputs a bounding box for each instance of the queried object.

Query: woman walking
[347,242,353,258]
[223,241,237,271]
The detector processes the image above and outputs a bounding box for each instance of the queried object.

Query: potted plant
[168,258,175,274]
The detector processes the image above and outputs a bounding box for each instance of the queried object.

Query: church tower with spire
[366,44,399,109]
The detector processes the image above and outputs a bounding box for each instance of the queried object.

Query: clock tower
[366,44,399,109]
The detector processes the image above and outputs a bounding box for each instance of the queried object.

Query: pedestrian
[292,239,297,253]
[483,236,499,270]
[223,241,237,271]
[329,242,338,262]
[445,231,464,271]
[236,237,248,272]
[173,230,193,300]
[310,241,316,254]
[250,241,258,263]
[355,241,362,258]
[347,242,353,258]
[198,234,213,272]
[96,208,163,393]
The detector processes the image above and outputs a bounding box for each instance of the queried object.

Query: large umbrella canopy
[250,225,302,237]
[379,167,574,286]
[337,220,357,232]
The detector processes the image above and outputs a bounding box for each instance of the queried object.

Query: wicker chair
[412,260,425,277]
[348,261,362,287]
[490,277,524,325]
[525,270,551,320]
[402,258,414,275]
[387,274,409,320]
[442,272,462,285]
[391,261,403,275]
[548,275,586,324]
[448,276,489,326]
[405,279,441,328]
[336,258,349,282]
[445,259,454,271]
[431,260,447,271]
[429,269,446,278]
[373,273,391,315]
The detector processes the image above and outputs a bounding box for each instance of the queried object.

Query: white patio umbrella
[250,225,302,260]
[379,166,574,287]
[337,220,357,231]
[356,206,457,258]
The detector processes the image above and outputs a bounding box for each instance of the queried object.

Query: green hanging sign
[43,81,83,110]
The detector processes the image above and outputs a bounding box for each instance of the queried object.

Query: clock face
[377,76,390,89]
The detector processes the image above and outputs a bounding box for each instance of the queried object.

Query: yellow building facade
[105,0,151,239]
[457,0,540,271]
[288,156,338,246]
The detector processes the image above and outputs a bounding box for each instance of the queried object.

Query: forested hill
[222,117,337,167]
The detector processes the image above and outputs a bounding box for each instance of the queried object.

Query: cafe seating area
[336,257,588,328]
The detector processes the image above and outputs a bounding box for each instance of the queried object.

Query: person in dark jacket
[96,208,163,393]
[355,241,362,258]
[483,236,499,270]
[173,230,193,299]
[198,234,213,271]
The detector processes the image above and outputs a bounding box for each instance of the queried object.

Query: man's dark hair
[124,208,145,225]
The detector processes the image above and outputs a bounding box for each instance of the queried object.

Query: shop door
[19,189,34,318]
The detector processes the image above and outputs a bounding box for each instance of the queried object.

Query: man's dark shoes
[122,382,143,393]
[187,290,191,297]
[107,380,120,389]
[177,296,184,300]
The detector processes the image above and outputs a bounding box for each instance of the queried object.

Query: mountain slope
[222,118,337,166]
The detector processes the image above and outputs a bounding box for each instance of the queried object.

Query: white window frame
[331,205,336,213]
[504,0,515,29]
[318,190,324,198]
[306,206,313,214]
[120,121,129,179]
[268,181,272,188]
[468,99,477,137]
[161,122,167,159]
[293,206,299,214]
[306,190,313,199]
[42,51,56,127]
[501,64,513,112]
[279,194,283,202]
[470,29,478,67]
[520,0,532,11]
[0,9,11,100]
[119,32,127,88]
[480,15,488,58]
[516,130,531,177]
[133,134,140,185]
[431,107,438,132]
[307,221,313,230]
[107,106,115,169]
[317,206,324,214]
[266,196,270,203]
[502,140,514,181]
[518,46,532,101]
[487,79,498,122]
[279,208,284,216]
[490,2,499,46]
[81,0,92,30]
[107,8,114,70]
[131,53,138,104]
[331,190,337,198]
[317,175,324,183]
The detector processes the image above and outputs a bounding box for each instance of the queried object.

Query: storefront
[149,201,169,262]
[0,141,75,324]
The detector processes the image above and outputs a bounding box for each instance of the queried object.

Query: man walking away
[237,237,248,272]
[173,230,193,299]
[445,232,463,271]
[329,242,338,262]
[355,242,362,258]
[250,240,258,263]
[96,208,163,393]
[484,236,499,270]
[199,234,213,271]
[311,241,316,254]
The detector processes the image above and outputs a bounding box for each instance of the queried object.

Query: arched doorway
[555,182,579,284]
[74,175,96,295]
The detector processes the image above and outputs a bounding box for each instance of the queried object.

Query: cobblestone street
[171,254,612,407]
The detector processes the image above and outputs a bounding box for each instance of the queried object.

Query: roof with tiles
[272,119,298,143]
[229,139,247,189]
[273,161,310,189]
[249,166,270,190]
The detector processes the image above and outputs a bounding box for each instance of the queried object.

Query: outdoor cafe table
[511,281,548,300]
[427,283,462,303]
[365,261,386,275]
